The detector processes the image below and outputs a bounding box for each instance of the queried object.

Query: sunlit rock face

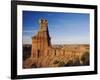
[31,19,51,58]
[23,19,89,68]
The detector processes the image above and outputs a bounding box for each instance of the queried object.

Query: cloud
[23,29,38,33]
[22,35,32,44]
[22,29,38,44]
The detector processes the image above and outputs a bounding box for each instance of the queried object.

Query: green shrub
[80,51,89,65]
[31,63,37,68]
[58,61,65,66]
[64,57,80,66]
[64,60,73,66]
[53,60,60,64]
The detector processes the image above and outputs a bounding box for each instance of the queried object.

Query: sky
[22,11,90,45]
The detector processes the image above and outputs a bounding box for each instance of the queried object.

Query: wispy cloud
[23,29,38,36]
[23,11,89,44]
[22,35,32,44]
[23,29,37,33]
[22,28,38,44]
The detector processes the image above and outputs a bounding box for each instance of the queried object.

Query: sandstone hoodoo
[23,19,89,68]
[31,19,51,58]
